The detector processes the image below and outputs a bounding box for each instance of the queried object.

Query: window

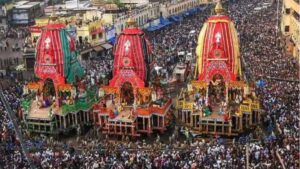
[286,8,290,14]
[98,33,103,39]
[285,26,290,32]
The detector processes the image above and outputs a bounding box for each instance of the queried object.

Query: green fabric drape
[59,29,84,84]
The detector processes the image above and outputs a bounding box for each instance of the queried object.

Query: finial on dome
[126,17,137,27]
[215,1,224,15]
[126,3,136,28]
[49,4,58,23]
[50,12,58,22]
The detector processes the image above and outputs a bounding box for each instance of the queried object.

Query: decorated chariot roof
[195,2,242,82]
[111,17,152,88]
[34,21,84,85]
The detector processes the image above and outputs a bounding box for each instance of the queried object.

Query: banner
[66,26,77,39]
[105,26,116,41]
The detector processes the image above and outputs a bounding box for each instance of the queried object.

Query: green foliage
[109,0,124,8]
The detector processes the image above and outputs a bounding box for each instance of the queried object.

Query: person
[0,41,2,51]
[0,2,298,169]
[5,39,9,49]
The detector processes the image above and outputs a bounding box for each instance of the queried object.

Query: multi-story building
[121,0,150,4]
[281,0,300,61]
[11,1,43,25]
[111,0,216,34]
[76,20,106,46]
[0,0,14,30]
[159,0,216,18]
[110,2,160,34]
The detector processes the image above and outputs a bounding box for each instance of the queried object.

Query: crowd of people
[0,26,29,71]
[145,6,208,81]
[0,0,298,168]
[0,27,29,52]
[230,0,299,168]
[81,53,114,87]
[0,81,30,168]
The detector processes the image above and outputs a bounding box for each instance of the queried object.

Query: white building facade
[113,2,160,34]
[110,0,217,34]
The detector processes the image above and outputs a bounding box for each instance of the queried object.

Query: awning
[184,11,190,16]
[101,43,113,49]
[80,48,93,55]
[146,17,172,32]
[159,17,172,26]
[93,46,104,52]
[169,15,182,22]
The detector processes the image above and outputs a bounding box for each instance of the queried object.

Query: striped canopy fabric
[111,27,152,88]
[34,23,84,85]
[195,15,242,82]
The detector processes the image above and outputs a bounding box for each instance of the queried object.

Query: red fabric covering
[109,69,145,88]
[198,15,238,81]
[35,23,66,85]
[110,27,152,89]
[112,28,152,84]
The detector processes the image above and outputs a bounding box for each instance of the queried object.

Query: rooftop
[15,1,41,9]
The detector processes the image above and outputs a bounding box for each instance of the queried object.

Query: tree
[110,0,124,9]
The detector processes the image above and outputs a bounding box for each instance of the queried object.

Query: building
[44,1,95,16]
[111,0,214,34]
[160,0,199,18]
[11,1,43,25]
[159,0,216,18]
[76,19,105,46]
[111,2,161,34]
[281,0,300,62]
[102,0,217,34]
[0,0,14,30]
[76,18,112,60]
